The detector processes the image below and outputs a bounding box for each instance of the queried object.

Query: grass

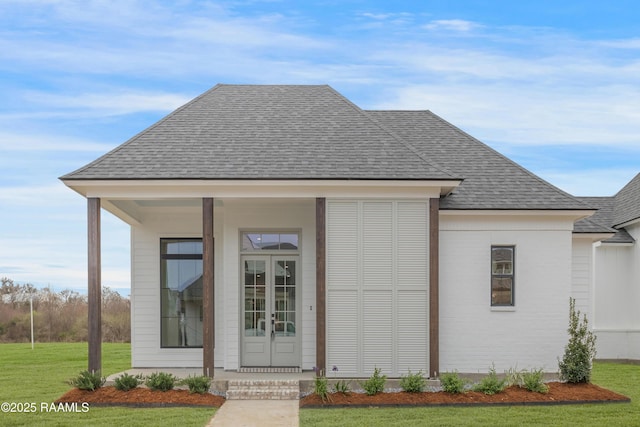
[300,362,640,426]
[2,343,637,426]
[0,343,215,427]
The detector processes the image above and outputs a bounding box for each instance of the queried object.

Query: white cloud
[423,19,481,32]
[22,91,192,116]
[598,38,640,49]
[0,131,115,152]
[374,82,640,147]
[537,168,639,197]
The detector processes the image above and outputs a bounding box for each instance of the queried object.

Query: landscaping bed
[55,386,226,407]
[55,382,629,408]
[299,382,630,408]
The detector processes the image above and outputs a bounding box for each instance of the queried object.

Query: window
[160,238,203,347]
[491,246,514,306]
[241,232,299,251]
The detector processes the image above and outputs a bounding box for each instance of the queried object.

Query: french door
[241,255,299,367]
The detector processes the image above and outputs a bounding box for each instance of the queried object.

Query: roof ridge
[363,110,460,180]
[324,88,459,180]
[420,110,594,210]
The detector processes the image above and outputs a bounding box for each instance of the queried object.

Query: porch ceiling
[105,198,206,225]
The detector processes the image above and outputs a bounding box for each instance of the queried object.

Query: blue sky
[1,0,639,295]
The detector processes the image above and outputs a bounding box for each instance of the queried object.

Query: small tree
[558,298,597,383]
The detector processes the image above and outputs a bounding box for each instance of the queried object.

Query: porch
[82,191,443,378]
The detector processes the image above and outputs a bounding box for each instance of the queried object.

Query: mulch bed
[55,386,225,408]
[55,382,629,409]
[299,382,630,408]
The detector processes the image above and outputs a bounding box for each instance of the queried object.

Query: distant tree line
[0,277,130,343]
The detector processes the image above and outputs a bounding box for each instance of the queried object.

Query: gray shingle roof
[61,84,593,211]
[575,187,638,243]
[367,110,591,210]
[613,173,640,227]
[61,84,455,181]
[574,197,617,234]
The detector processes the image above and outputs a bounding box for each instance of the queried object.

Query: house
[574,173,640,361]
[61,84,600,378]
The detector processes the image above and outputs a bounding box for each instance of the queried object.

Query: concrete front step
[226,379,300,400]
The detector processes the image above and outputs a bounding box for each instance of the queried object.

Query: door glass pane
[245,260,266,337]
[274,260,295,337]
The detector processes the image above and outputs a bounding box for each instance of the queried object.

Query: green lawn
[0,343,215,427]
[300,362,639,427]
[2,343,637,426]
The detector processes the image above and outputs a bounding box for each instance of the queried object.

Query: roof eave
[60,178,463,199]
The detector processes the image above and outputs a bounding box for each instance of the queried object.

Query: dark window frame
[160,238,203,348]
[491,245,515,307]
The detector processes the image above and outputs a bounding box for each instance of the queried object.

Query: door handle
[271,314,275,340]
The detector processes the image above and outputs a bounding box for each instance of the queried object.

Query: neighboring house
[574,174,640,361]
[61,84,600,378]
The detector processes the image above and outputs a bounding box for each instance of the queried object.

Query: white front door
[242,255,299,367]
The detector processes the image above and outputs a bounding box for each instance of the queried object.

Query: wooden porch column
[87,197,102,373]
[315,198,326,373]
[429,197,440,378]
[202,198,215,377]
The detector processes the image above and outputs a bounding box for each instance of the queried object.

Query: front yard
[0,343,215,427]
[300,362,639,426]
[0,342,637,426]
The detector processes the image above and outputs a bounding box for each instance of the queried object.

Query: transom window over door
[160,238,203,348]
[491,246,515,306]
[242,232,299,251]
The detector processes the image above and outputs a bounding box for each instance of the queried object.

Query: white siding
[326,200,429,377]
[439,214,574,373]
[221,199,316,370]
[130,199,316,369]
[593,222,640,359]
[131,207,224,368]
[594,245,632,329]
[571,237,593,321]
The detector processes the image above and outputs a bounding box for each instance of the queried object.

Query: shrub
[68,370,105,391]
[332,380,351,394]
[114,372,143,391]
[181,375,212,394]
[145,372,177,391]
[313,369,331,402]
[440,371,465,394]
[400,370,426,393]
[558,298,597,383]
[504,366,524,388]
[473,365,506,395]
[522,368,549,394]
[360,367,386,396]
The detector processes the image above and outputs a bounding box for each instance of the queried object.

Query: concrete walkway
[208,400,299,427]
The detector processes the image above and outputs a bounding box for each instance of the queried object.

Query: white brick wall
[439,213,574,373]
